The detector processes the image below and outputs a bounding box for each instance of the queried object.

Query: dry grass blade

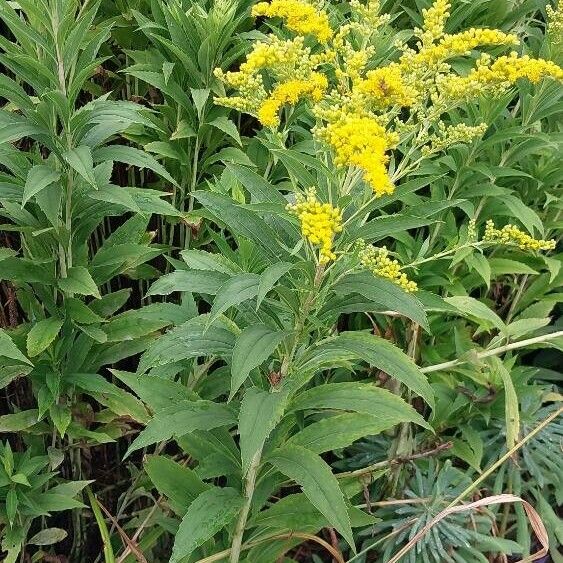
[387,493,548,563]
[194,531,345,563]
[98,500,148,563]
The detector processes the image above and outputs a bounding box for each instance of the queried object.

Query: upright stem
[230,448,262,563]
[229,264,325,563]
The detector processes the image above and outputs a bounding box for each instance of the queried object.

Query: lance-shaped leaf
[93,145,179,187]
[137,315,236,373]
[27,317,64,357]
[289,382,431,430]
[208,274,260,325]
[267,445,355,550]
[125,400,237,457]
[22,165,61,206]
[0,329,32,365]
[239,387,289,474]
[332,272,428,330]
[63,146,97,187]
[288,412,414,453]
[170,487,244,563]
[58,267,101,298]
[301,332,434,408]
[230,325,286,399]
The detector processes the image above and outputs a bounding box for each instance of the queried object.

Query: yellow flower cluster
[483,220,556,251]
[356,64,418,107]
[287,189,343,264]
[214,37,319,120]
[407,28,519,68]
[215,0,563,203]
[441,53,563,99]
[258,73,328,127]
[422,122,488,155]
[358,243,418,292]
[252,0,332,42]
[418,0,450,46]
[319,116,395,196]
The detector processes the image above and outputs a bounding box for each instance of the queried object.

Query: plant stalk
[229,447,262,563]
[420,330,563,374]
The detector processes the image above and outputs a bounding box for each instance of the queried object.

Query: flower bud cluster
[258,73,328,127]
[358,242,418,292]
[421,122,488,155]
[252,0,332,43]
[441,53,563,100]
[483,220,556,251]
[317,116,397,196]
[287,188,343,264]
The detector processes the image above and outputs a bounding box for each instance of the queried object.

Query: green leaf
[125,400,237,457]
[268,444,354,549]
[466,252,491,288]
[190,87,209,119]
[489,258,538,276]
[146,270,229,297]
[0,409,39,432]
[249,492,378,531]
[239,387,289,474]
[289,382,430,430]
[137,316,236,374]
[333,272,428,330]
[193,191,283,260]
[500,195,544,235]
[288,412,411,453]
[231,325,286,399]
[180,249,240,274]
[93,145,179,187]
[0,248,17,262]
[65,298,104,324]
[145,455,209,515]
[0,328,32,365]
[209,274,260,325]
[307,332,434,408]
[63,146,97,187]
[50,404,72,436]
[26,317,64,357]
[22,165,61,206]
[493,358,519,451]
[209,116,241,145]
[28,528,67,546]
[6,489,17,526]
[170,487,243,563]
[170,120,196,140]
[111,370,196,411]
[257,262,293,309]
[58,267,101,299]
[205,147,256,168]
[444,296,505,331]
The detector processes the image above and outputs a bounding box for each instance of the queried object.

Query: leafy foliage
[0,0,561,562]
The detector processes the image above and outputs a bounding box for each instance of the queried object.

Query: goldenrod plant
[0,0,561,562]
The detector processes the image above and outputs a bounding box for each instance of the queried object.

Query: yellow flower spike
[258,73,328,127]
[358,244,418,292]
[318,116,395,196]
[252,0,333,43]
[482,220,556,251]
[356,63,419,107]
[441,54,563,100]
[419,0,450,46]
[403,28,519,69]
[287,189,343,264]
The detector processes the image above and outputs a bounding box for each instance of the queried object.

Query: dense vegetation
[0,0,561,561]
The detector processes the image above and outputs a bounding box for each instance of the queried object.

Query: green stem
[229,448,262,563]
[419,330,563,374]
